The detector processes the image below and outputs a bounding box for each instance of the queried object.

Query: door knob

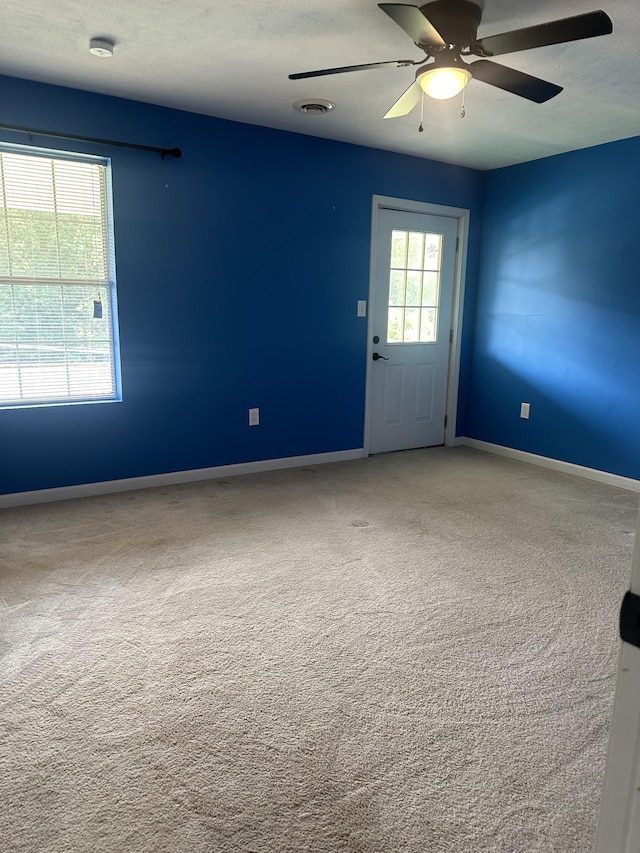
[372,352,389,361]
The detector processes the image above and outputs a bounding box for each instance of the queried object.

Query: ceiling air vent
[293,99,335,115]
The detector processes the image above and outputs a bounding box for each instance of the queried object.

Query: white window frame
[0,141,121,409]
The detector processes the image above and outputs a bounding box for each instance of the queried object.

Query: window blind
[0,146,119,407]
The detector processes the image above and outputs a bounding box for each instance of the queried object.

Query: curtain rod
[0,123,182,159]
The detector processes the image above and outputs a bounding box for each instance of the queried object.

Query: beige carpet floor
[0,446,636,853]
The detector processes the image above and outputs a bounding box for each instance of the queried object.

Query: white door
[595,505,640,852]
[367,207,458,454]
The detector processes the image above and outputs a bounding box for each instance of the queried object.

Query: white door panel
[367,207,458,454]
[595,506,640,852]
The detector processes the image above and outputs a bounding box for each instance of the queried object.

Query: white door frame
[364,195,470,456]
[595,504,640,852]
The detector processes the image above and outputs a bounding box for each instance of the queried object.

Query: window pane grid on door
[387,229,443,343]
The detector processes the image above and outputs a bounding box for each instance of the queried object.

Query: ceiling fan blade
[470,10,613,57]
[289,59,414,80]
[378,4,446,48]
[384,81,422,119]
[469,60,563,103]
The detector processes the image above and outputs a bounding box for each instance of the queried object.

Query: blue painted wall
[468,136,640,480]
[0,75,483,494]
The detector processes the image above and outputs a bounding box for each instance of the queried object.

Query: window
[387,229,443,344]
[0,144,120,408]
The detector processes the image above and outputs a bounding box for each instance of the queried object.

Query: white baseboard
[461,438,640,493]
[0,448,366,509]
[6,441,636,508]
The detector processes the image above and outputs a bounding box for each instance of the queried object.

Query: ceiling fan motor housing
[419,0,482,49]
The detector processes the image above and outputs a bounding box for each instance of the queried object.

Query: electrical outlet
[520,402,531,419]
[248,407,260,426]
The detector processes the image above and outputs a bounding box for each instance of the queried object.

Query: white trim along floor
[1,440,638,509]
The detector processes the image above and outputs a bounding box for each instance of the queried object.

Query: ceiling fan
[289,1,613,118]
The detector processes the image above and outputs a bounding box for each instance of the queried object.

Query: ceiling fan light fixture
[418,65,471,100]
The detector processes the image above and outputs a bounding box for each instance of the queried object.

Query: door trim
[364,195,470,456]
[594,508,640,852]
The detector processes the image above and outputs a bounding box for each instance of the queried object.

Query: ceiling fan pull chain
[418,92,425,133]
[460,85,466,119]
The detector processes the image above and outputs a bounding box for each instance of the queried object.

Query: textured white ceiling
[0,0,637,170]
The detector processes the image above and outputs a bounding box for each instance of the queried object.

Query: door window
[387,229,443,344]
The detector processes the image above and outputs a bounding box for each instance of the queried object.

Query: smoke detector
[89,38,115,57]
[293,99,335,115]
